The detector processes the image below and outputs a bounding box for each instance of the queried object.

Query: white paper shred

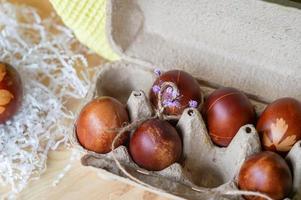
[0,2,93,198]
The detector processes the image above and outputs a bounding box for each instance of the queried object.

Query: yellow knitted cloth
[50,0,119,61]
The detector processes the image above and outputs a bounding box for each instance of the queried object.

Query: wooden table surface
[2,1,169,199]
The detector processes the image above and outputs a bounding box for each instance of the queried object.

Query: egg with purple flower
[149,70,202,116]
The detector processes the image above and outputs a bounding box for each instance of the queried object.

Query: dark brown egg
[202,87,256,147]
[257,97,301,154]
[76,97,129,154]
[129,119,182,171]
[149,70,202,116]
[238,151,292,200]
[0,62,23,123]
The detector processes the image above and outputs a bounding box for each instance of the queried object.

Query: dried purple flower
[189,100,198,108]
[164,86,179,99]
[171,89,179,99]
[154,68,161,76]
[165,87,173,94]
[163,100,180,108]
[152,85,160,94]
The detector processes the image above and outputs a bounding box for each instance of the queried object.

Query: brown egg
[0,62,23,123]
[149,70,202,116]
[75,97,129,153]
[202,87,256,147]
[238,151,292,200]
[129,119,182,171]
[257,97,301,154]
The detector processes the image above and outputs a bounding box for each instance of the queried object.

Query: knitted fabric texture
[50,0,119,61]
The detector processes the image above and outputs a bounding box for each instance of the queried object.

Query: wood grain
[17,149,166,200]
[2,1,169,199]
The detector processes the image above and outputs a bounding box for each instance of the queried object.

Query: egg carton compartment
[73,61,301,200]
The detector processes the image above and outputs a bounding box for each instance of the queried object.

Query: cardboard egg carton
[72,62,300,200]
[73,0,301,199]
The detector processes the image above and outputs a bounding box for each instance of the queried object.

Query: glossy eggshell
[257,97,301,154]
[0,62,23,123]
[202,87,256,147]
[76,97,129,154]
[129,119,182,171]
[149,70,202,115]
[238,151,292,200]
